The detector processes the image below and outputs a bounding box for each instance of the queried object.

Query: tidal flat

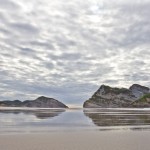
[0,108,150,150]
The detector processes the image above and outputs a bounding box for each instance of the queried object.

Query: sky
[0,0,150,106]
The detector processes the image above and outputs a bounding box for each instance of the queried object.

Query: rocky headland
[0,96,68,108]
[83,84,150,108]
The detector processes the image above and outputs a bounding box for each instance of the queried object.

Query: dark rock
[0,96,68,108]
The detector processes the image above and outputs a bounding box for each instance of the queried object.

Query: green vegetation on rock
[138,94,150,102]
[102,85,129,94]
[113,88,129,94]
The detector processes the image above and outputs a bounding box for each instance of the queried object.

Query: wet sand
[0,131,150,150]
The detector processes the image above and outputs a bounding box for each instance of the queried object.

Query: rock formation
[0,96,68,108]
[83,84,150,108]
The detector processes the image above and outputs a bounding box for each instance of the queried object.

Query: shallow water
[1,108,150,134]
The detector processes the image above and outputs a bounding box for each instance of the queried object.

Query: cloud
[9,23,39,35]
[0,0,19,10]
[0,0,150,106]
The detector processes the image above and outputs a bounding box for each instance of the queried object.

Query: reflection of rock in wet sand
[0,109,65,119]
[84,109,150,127]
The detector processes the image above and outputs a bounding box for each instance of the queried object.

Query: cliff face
[83,84,150,108]
[129,84,150,98]
[0,96,68,108]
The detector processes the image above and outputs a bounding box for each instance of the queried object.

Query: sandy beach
[0,131,150,150]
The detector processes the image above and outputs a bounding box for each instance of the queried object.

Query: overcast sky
[0,0,150,106]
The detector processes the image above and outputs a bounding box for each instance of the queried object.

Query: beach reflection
[1,108,150,133]
[84,108,150,130]
[0,108,67,133]
[0,109,65,119]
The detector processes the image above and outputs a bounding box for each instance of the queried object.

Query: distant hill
[0,96,68,108]
[83,84,150,108]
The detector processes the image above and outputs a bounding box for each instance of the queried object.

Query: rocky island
[83,84,150,108]
[0,96,68,108]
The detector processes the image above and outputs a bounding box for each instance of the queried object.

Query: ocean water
[1,108,150,134]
